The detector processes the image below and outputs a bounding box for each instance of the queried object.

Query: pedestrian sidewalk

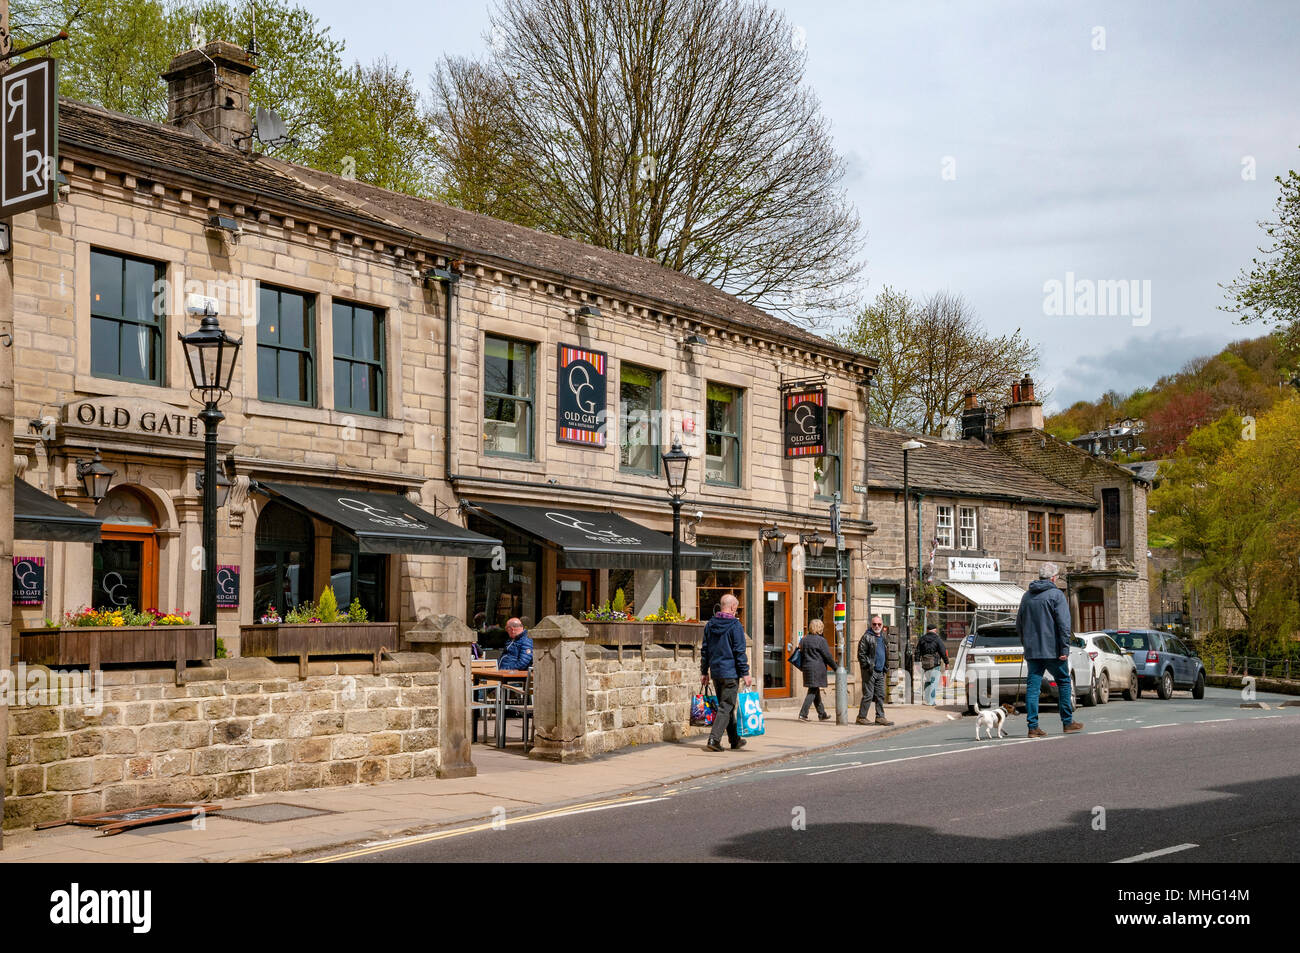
[0,703,953,863]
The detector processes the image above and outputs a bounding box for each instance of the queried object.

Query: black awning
[14,479,102,542]
[260,482,500,557]
[473,502,713,570]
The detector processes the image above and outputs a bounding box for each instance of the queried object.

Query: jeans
[1025,657,1074,729]
[799,687,827,718]
[708,678,741,748]
[857,668,886,720]
[921,666,943,705]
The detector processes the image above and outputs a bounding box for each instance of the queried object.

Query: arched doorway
[93,487,159,611]
[254,501,316,617]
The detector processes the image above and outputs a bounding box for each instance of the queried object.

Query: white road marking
[1196,718,1232,724]
[1089,729,1122,735]
[806,737,1063,776]
[1142,723,1177,729]
[1113,843,1199,864]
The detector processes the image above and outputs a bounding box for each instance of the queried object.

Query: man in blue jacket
[497,618,534,670]
[700,594,753,752]
[1017,564,1083,737]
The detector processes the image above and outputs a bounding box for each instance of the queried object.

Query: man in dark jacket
[1016,564,1083,737]
[796,618,837,721]
[497,618,534,670]
[700,593,753,751]
[855,615,895,726]
[915,625,950,705]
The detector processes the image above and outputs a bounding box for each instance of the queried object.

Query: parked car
[1076,631,1140,703]
[957,620,1093,713]
[1109,628,1206,700]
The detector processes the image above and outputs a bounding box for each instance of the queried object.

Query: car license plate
[994,655,1021,663]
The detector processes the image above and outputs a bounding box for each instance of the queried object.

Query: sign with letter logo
[13,556,45,605]
[783,387,826,457]
[947,557,1000,582]
[1,56,58,216]
[556,344,607,447]
[216,565,240,608]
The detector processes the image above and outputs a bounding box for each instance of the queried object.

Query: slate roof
[868,427,1097,508]
[57,98,865,363]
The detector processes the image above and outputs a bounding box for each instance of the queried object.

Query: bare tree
[835,288,1040,435]
[432,0,863,327]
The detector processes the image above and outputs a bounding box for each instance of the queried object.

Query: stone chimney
[961,389,994,442]
[162,41,256,148]
[1003,373,1044,431]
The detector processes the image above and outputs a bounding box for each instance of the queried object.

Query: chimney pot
[963,389,977,410]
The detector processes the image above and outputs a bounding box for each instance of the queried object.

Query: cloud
[1046,328,1237,410]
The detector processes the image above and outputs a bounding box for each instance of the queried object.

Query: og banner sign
[737,690,766,737]
[557,344,607,447]
[783,387,827,458]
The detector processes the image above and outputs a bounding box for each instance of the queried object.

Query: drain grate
[217,803,338,824]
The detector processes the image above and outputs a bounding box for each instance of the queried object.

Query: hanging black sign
[784,387,827,457]
[13,556,45,606]
[1,56,59,216]
[556,344,607,447]
[216,565,240,608]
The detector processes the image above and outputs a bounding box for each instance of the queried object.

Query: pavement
[0,701,950,863]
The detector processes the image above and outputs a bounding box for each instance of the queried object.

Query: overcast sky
[305,0,1299,411]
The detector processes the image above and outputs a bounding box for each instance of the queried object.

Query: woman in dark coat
[796,619,838,720]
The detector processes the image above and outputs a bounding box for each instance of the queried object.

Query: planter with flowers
[239,586,396,677]
[19,606,215,684]
[577,591,704,661]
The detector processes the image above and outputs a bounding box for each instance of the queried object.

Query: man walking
[915,624,950,705]
[1017,564,1083,737]
[700,594,753,751]
[856,615,895,726]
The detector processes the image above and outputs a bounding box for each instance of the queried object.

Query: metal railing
[1205,655,1297,681]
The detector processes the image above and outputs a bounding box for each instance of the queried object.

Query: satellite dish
[254,107,287,145]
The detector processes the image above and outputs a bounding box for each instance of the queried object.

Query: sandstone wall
[4,655,440,830]
[583,647,703,756]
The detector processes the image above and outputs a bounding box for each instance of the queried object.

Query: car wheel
[1192,671,1205,700]
[1157,669,1174,700]
[1123,672,1139,701]
[1097,672,1110,704]
[1080,676,1097,707]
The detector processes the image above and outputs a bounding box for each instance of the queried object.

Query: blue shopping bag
[737,690,765,737]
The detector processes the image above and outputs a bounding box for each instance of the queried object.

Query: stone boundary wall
[4,654,440,830]
[584,646,703,756]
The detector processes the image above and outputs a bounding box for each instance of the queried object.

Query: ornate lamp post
[75,449,116,503]
[901,439,925,704]
[661,438,690,607]
[179,312,242,626]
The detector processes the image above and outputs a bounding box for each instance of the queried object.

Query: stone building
[7,40,880,707]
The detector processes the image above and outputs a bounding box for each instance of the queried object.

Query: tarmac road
[318,687,1300,863]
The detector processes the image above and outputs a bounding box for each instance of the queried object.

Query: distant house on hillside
[1070,418,1145,458]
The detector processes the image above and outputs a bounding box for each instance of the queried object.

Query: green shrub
[347,598,369,623]
[317,586,339,623]
[611,588,626,615]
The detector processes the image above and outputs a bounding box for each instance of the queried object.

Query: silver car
[957,621,1093,713]
[1077,631,1140,703]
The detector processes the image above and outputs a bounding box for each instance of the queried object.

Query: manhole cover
[218,803,337,824]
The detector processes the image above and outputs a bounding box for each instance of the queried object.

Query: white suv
[956,620,1094,713]
[1076,631,1140,703]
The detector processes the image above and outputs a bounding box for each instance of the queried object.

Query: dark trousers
[708,678,741,747]
[799,687,827,718]
[857,668,886,720]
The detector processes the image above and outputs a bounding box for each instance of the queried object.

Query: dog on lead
[973,703,1017,741]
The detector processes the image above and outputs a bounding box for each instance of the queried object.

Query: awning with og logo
[471,502,713,570]
[259,482,500,557]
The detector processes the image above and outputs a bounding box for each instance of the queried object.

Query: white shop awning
[942,580,1026,611]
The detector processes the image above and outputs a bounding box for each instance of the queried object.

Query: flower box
[238,622,399,677]
[581,621,705,660]
[18,625,216,684]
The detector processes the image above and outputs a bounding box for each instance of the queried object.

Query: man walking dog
[1017,563,1083,737]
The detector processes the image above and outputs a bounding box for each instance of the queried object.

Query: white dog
[973,703,1013,741]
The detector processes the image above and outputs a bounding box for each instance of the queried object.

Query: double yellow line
[307,794,668,863]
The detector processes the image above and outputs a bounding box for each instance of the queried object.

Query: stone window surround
[813,407,846,502]
[615,356,670,480]
[1027,508,1068,556]
[72,231,405,432]
[703,379,745,489]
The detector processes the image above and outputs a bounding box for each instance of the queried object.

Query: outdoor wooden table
[472,668,529,748]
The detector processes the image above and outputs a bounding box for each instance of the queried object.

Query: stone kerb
[528,615,589,763]
[404,613,476,779]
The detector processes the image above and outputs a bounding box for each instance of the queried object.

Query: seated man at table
[497,618,534,670]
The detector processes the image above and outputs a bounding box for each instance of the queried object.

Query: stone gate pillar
[405,614,476,779]
[529,615,589,762]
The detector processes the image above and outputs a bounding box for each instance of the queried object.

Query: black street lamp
[901,438,925,704]
[760,523,786,555]
[661,438,690,607]
[799,531,826,558]
[75,449,115,503]
[180,313,242,627]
